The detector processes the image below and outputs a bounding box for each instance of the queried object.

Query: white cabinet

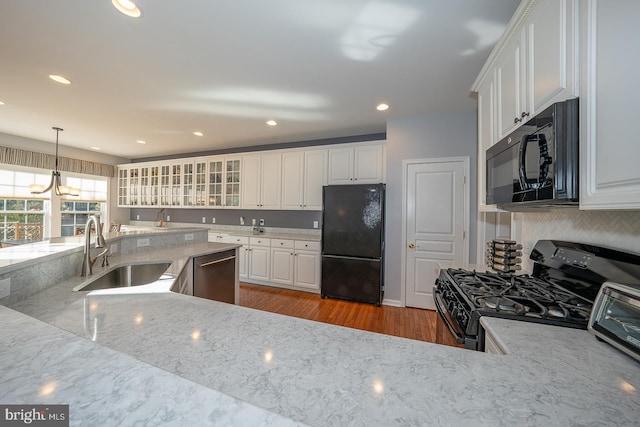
[293,240,320,290]
[477,72,498,212]
[208,231,227,243]
[208,157,241,208]
[493,0,578,141]
[159,163,171,207]
[128,166,140,206]
[281,150,327,210]
[181,158,207,208]
[496,34,524,139]
[579,0,640,209]
[270,239,320,290]
[223,235,249,278]
[242,153,282,209]
[117,167,129,207]
[270,239,295,285]
[248,237,271,281]
[328,142,385,185]
[170,163,181,207]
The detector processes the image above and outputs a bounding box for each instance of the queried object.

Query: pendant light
[29,127,80,196]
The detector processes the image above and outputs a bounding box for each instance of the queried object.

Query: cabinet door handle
[521,111,530,119]
[514,117,522,124]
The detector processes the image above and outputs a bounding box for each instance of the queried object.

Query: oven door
[434,290,476,350]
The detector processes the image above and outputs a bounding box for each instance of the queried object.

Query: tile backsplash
[515,209,640,271]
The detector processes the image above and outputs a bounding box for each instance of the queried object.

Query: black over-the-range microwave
[486,98,579,210]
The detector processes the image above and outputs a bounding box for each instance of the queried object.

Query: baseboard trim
[382,298,402,307]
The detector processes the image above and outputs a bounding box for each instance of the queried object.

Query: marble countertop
[8,266,640,426]
[0,226,209,272]
[0,305,305,427]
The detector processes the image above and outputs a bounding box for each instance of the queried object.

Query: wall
[385,109,478,303]
[130,207,321,230]
[515,209,640,271]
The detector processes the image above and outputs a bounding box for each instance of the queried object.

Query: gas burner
[476,296,526,314]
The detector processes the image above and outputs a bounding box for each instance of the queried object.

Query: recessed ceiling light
[112,0,142,18]
[193,131,204,136]
[266,120,278,126]
[376,103,390,111]
[0,101,5,106]
[91,146,101,151]
[136,140,146,144]
[49,75,71,85]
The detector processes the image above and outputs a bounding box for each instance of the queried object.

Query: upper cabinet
[207,156,241,209]
[327,142,385,185]
[477,72,497,212]
[579,0,640,209]
[118,140,385,210]
[242,153,282,209]
[481,0,578,142]
[281,149,327,210]
[473,0,578,207]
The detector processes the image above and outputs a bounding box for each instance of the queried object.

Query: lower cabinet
[293,241,320,290]
[270,239,321,290]
[248,237,271,281]
[222,235,249,278]
[222,234,321,292]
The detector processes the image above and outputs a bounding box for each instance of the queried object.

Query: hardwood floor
[239,283,438,343]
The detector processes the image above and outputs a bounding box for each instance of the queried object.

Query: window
[0,166,110,240]
[0,199,45,241]
[61,201,104,236]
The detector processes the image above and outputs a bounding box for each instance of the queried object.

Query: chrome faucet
[81,215,108,277]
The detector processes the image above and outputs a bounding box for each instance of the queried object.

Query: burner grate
[446,268,593,324]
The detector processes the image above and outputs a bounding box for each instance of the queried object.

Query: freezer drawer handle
[199,255,236,268]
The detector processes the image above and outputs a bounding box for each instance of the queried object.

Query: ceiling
[0,0,520,159]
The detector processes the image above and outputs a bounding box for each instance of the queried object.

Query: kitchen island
[4,242,639,426]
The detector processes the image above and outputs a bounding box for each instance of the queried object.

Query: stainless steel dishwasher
[193,249,236,304]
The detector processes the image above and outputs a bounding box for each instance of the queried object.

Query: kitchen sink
[74,262,173,291]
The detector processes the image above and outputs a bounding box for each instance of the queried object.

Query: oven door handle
[434,292,467,345]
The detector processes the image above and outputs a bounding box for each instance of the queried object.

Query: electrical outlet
[0,278,10,299]
[110,243,118,254]
[202,217,206,223]
[313,220,319,229]
[185,233,194,241]
[167,215,171,221]
[259,219,265,226]
[137,238,150,248]
[136,214,140,220]
[240,217,244,225]
[212,217,216,224]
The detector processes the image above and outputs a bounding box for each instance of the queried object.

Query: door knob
[408,243,415,249]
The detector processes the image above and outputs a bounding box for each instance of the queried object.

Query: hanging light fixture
[29,127,80,196]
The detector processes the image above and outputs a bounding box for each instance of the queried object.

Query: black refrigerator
[321,184,384,306]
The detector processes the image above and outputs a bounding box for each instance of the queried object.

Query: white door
[405,158,468,310]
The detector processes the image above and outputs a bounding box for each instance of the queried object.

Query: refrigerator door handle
[322,254,381,262]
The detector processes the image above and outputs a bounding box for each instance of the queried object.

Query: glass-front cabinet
[181,158,207,207]
[159,164,171,206]
[171,164,181,207]
[207,157,241,208]
[149,165,159,206]
[195,159,207,207]
[117,168,128,207]
[128,166,140,207]
[139,165,150,206]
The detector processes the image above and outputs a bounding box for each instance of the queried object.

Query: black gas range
[435,240,640,351]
